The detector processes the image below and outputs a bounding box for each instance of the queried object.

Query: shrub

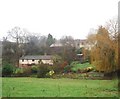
[46,70,55,78]
[14,68,24,76]
[51,62,63,74]
[77,69,81,73]
[64,65,72,73]
[84,67,94,72]
[14,67,32,77]
[70,61,79,66]
[37,63,50,78]
[31,66,38,74]
[87,67,94,71]
[61,61,68,69]
[2,63,15,77]
[23,67,32,76]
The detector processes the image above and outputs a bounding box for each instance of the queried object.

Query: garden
[2,61,117,80]
[1,61,119,97]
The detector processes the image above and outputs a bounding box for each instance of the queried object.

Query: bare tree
[105,17,118,40]
[8,26,26,67]
[60,36,75,47]
[60,36,76,64]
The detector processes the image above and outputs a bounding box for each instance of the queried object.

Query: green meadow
[2,77,118,97]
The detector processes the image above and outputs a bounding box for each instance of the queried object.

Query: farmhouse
[50,39,93,50]
[19,55,53,67]
[74,39,94,50]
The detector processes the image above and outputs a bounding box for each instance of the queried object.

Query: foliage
[52,54,63,64]
[76,48,83,54]
[86,67,94,72]
[60,61,68,69]
[52,55,65,73]
[2,63,15,77]
[64,65,72,73]
[46,33,55,47]
[82,67,94,73]
[62,46,76,64]
[52,61,68,73]
[46,70,55,77]
[2,40,16,66]
[24,35,47,55]
[70,61,80,66]
[49,70,55,75]
[14,67,32,77]
[31,66,38,74]
[37,63,50,78]
[60,36,76,64]
[23,68,32,76]
[71,62,95,72]
[14,68,24,76]
[52,64,62,74]
[75,48,90,63]
[63,61,78,73]
[89,26,118,73]
[8,27,26,67]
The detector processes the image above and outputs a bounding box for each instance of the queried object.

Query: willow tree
[89,26,117,73]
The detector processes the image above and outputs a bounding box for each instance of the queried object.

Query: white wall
[19,59,53,65]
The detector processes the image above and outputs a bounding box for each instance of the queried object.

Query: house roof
[20,55,52,60]
[50,41,63,47]
[50,43,63,47]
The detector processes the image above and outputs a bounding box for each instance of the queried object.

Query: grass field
[2,77,118,97]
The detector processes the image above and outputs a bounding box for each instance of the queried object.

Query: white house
[19,55,53,67]
[74,39,95,50]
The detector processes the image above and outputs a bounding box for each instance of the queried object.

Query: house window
[32,59,35,61]
[22,59,24,62]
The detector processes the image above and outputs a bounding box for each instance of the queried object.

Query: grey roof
[50,43,63,47]
[20,55,52,60]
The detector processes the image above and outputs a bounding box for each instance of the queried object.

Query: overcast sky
[0,0,119,40]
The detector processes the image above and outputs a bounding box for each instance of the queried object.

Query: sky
[0,0,119,40]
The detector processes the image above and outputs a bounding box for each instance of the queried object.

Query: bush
[2,63,15,77]
[52,66,60,73]
[61,61,68,69]
[14,68,24,76]
[82,67,94,73]
[86,67,94,72]
[37,63,50,78]
[64,65,72,73]
[14,67,32,77]
[46,70,55,78]
[70,61,80,66]
[31,66,38,74]
[23,67,32,76]
[52,63,65,74]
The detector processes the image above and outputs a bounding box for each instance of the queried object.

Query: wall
[19,59,53,65]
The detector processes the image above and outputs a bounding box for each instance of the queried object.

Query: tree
[46,33,55,47]
[105,18,118,40]
[89,26,117,73]
[2,63,15,77]
[45,33,55,54]
[8,27,26,67]
[105,18,118,71]
[2,38,16,65]
[60,36,76,64]
[24,35,47,55]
